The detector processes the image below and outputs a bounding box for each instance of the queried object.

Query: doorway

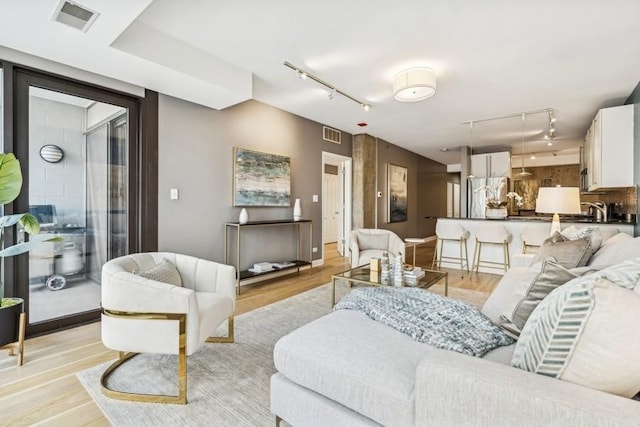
[12,69,140,335]
[322,152,352,262]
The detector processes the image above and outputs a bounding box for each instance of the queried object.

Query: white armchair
[100,252,236,404]
[349,229,405,268]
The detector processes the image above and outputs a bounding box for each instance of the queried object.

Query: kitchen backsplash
[509,165,637,215]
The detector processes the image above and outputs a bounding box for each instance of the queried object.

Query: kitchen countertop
[426,216,636,224]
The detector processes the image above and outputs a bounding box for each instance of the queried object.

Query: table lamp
[535,186,582,235]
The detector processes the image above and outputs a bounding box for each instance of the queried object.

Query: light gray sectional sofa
[271,227,640,426]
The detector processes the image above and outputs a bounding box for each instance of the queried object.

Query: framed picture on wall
[233,147,291,206]
[387,163,408,222]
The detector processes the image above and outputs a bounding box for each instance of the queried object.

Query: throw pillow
[136,258,182,286]
[561,257,640,294]
[512,277,640,398]
[501,258,587,332]
[562,225,602,258]
[588,235,640,268]
[357,233,389,251]
[532,235,591,268]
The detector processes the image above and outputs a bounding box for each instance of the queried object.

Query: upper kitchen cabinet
[470,151,512,178]
[585,104,634,191]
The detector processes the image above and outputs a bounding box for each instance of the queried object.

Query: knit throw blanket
[334,287,514,357]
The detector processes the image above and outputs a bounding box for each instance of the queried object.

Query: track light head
[362,103,371,111]
[296,70,307,80]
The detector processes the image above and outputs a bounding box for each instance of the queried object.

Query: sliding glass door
[13,70,140,334]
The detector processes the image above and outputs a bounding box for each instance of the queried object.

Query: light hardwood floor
[0,241,501,426]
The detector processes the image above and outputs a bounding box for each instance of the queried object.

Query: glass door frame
[11,68,141,336]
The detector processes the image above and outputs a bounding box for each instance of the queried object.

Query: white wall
[29,97,86,226]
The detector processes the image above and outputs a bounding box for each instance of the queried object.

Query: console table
[224,219,313,293]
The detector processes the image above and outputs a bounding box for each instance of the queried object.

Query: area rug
[77,283,488,426]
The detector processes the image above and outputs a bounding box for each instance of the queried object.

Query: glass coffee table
[331,265,448,306]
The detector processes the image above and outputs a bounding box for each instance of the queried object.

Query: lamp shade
[535,187,582,214]
[393,68,436,102]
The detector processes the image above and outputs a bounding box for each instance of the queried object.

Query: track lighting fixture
[284,61,371,111]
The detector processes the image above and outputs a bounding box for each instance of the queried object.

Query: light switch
[170,188,179,200]
[312,194,319,202]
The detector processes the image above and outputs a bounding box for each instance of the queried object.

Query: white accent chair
[100,252,236,404]
[349,229,405,268]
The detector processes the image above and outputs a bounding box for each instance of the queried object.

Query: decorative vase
[392,252,404,287]
[293,198,302,221]
[485,207,508,219]
[239,208,248,224]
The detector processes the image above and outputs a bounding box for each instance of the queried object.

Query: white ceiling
[1,0,639,165]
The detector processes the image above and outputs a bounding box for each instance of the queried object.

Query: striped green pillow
[512,277,640,397]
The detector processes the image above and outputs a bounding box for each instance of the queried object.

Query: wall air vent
[323,126,341,144]
[51,0,99,32]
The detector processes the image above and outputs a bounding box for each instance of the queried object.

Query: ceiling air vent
[51,0,99,32]
[323,126,341,145]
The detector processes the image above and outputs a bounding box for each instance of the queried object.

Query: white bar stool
[405,237,426,266]
[472,223,512,273]
[431,222,470,274]
[521,225,547,254]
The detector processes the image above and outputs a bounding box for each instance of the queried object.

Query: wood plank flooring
[0,241,501,426]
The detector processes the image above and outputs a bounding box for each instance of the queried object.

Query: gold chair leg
[100,310,188,404]
[207,316,235,343]
[431,238,439,269]
[464,239,470,273]
[472,239,480,274]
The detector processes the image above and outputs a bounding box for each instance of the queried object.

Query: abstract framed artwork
[387,163,408,222]
[233,147,291,206]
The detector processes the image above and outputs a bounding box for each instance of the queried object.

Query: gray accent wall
[376,137,448,239]
[158,96,352,268]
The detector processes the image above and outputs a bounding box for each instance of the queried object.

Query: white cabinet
[586,104,634,191]
[470,152,511,178]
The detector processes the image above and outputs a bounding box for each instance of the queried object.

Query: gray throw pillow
[532,235,591,268]
[136,258,182,286]
[507,258,589,331]
[357,233,390,251]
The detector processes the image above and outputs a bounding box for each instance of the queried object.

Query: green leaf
[0,213,41,234]
[0,153,23,205]
[19,213,40,235]
[0,214,25,228]
[0,235,63,257]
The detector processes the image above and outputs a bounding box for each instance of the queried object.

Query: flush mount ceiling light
[392,67,436,102]
[284,61,371,111]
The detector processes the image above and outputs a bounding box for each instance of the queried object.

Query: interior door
[323,172,339,244]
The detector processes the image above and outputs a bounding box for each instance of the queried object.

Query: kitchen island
[434,217,634,275]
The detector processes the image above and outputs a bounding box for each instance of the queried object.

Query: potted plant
[0,153,59,347]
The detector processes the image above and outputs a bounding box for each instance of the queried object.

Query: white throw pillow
[136,258,183,286]
[512,277,640,397]
[588,235,640,267]
[500,258,592,332]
